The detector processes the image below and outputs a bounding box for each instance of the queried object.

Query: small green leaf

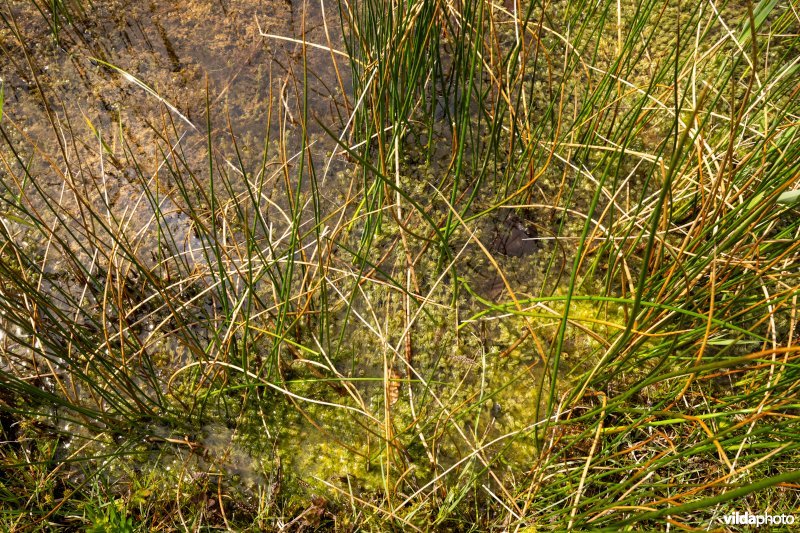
[745,191,765,211]
[777,190,800,205]
[739,0,780,47]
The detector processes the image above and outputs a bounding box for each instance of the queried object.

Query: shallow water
[0,0,625,524]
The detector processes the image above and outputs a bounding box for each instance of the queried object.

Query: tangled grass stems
[1,0,799,529]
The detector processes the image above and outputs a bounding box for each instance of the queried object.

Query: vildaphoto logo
[720,512,795,527]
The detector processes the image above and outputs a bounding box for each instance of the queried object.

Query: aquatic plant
[1,0,799,529]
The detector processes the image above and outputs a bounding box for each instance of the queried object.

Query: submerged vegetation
[1,0,799,529]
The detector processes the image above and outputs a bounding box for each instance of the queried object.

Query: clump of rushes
[1,0,799,529]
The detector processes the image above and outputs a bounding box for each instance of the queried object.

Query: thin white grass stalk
[111,265,254,350]
[313,476,424,532]
[311,334,369,413]
[380,198,526,510]
[567,393,606,530]
[256,18,355,62]
[389,233,473,360]
[111,219,323,346]
[320,69,380,186]
[319,264,449,309]
[279,75,295,125]
[585,471,657,522]
[246,326,319,359]
[483,484,522,521]
[400,187,533,356]
[726,279,790,479]
[398,418,558,512]
[321,224,505,500]
[742,57,800,119]
[324,277,386,343]
[549,141,662,164]
[32,165,72,398]
[100,62,251,179]
[76,248,99,326]
[252,141,314,227]
[90,58,196,131]
[116,131,188,244]
[761,282,779,352]
[518,394,569,519]
[97,131,111,226]
[709,442,794,525]
[168,361,380,422]
[211,286,251,363]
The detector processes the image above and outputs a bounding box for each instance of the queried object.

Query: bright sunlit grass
[1,0,799,529]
